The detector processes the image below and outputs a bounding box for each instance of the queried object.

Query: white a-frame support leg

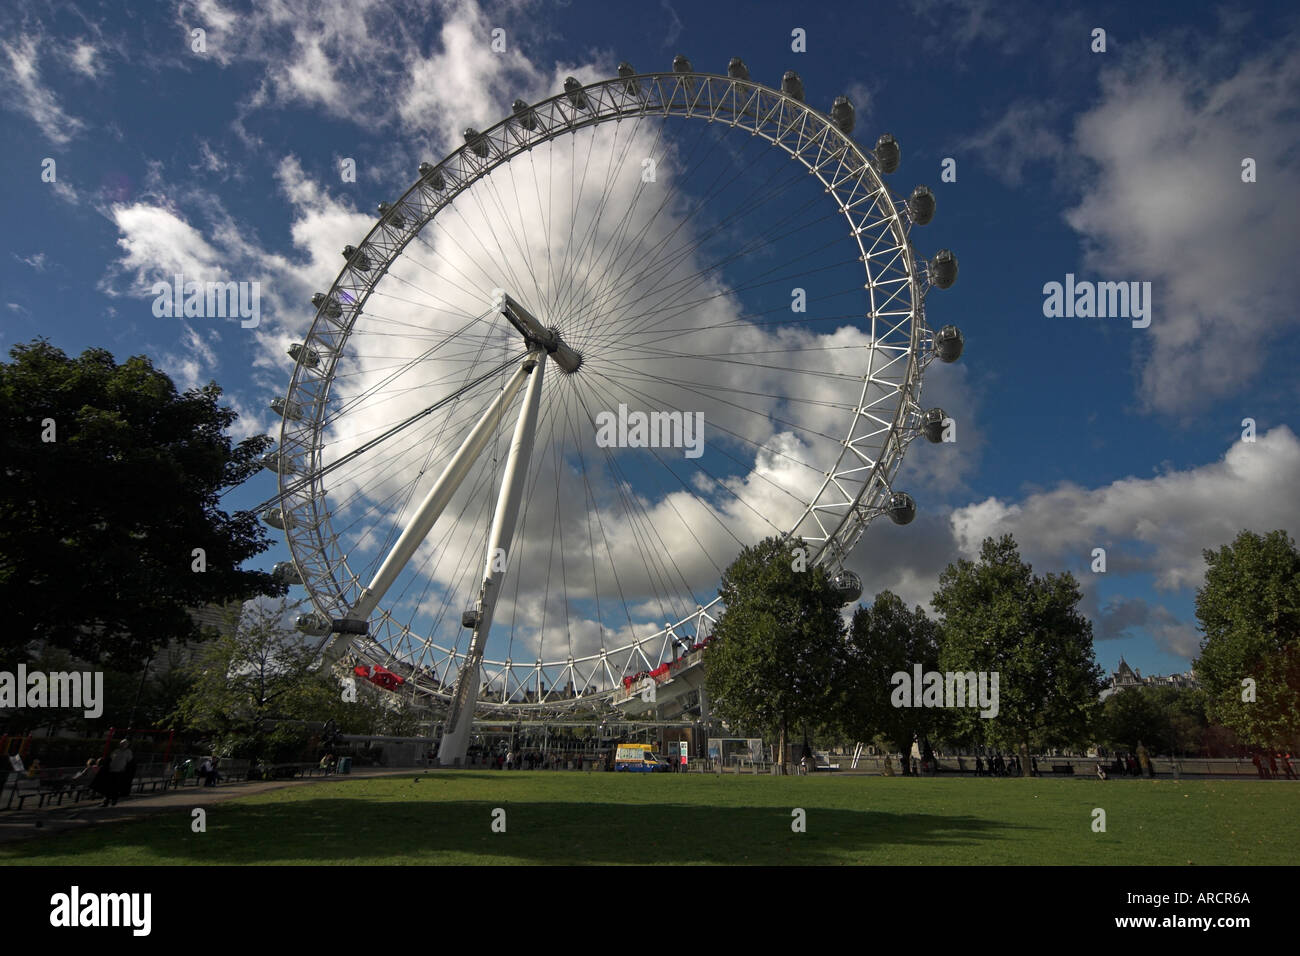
[316,355,537,670]
[438,351,547,766]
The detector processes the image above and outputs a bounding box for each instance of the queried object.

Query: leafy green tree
[704,537,846,773]
[1099,686,1215,758]
[839,590,943,774]
[175,599,327,760]
[0,339,282,670]
[932,535,1103,771]
[1193,529,1300,749]
[174,599,427,760]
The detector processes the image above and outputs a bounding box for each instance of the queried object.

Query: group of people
[972,753,1030,776]
[1252,752,1296,779]
[470,750,591,770]
[1097,750,1152,779]
[69,739,136,807]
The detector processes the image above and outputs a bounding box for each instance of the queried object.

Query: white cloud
[1063,36,1300,414]
[948,427,1300,654]
[958,99,1066,187]
[0,33,87,145]
[13,253,48,272]
[67,40,103,79]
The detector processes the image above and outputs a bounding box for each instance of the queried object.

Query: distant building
[1099,657,1199,701]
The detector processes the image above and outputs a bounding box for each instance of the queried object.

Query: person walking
[101,739,133,806]
[1137,742,1152,778]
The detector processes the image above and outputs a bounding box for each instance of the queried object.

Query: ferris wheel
[262,55,964,763]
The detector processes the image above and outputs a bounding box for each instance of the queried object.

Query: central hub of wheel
[493,289,583,374]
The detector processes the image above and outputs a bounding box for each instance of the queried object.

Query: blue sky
[2,0,1298,687]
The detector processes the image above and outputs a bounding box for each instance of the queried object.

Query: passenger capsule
[921,407,948,443]
[831,568,863,605]
[377,202,405,228]
[511,98,538,130]
[727,57,750,81]
[617,62,640,95]
[342,245,371,272]
[781,70,804,102]
[418,162,446,190]
[934,325,964,363]
[930,248,958,289]
[874,134,900,174]
[262,507,297,531]
[463,127,490,158]
[886,492,916,525]
[287,343,320,368]
[673,54,693,73]
[295,613,331,636]
[563,76,589,110]
[830,96,855,135]
[271,561,302,586]
[908,185,936,226]
[259,450,298,475]
[311,292,342,318]
[270,396,303,421]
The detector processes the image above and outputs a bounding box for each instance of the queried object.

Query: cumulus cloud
[951,426,1300,590]
[1064,36,1300,415]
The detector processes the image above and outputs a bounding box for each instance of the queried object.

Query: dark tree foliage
[1194,529,1300,749]
[704,536,846,772]
[0,339,283,670]
[1097,685,1209,756]
[840,590,943,773]
[932,535,1103,766]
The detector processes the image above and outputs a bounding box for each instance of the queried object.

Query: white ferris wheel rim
[275,68,944,714]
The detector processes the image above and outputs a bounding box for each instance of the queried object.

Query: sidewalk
[0,768,414,845]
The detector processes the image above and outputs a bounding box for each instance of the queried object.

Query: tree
[704,537,846,773]
[932,535,1103,771]
[0,339,283,670]
[1098,686,1209,757]
[839,590,943,774]
[1193,529,1300,749]
[174,599,328,760]
[174,599,425,760]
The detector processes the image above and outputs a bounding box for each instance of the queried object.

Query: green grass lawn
[4,772,1295,865]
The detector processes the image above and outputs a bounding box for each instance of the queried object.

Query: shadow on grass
[4,793,1034,865]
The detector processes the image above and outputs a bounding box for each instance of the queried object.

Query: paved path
[0,768,416,845]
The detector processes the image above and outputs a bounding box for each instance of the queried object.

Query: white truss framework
[275,71,946,717]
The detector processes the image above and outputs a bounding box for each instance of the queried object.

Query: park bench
[4,770,94,810]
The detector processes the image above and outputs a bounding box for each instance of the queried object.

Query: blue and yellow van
[614,743,672,772]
